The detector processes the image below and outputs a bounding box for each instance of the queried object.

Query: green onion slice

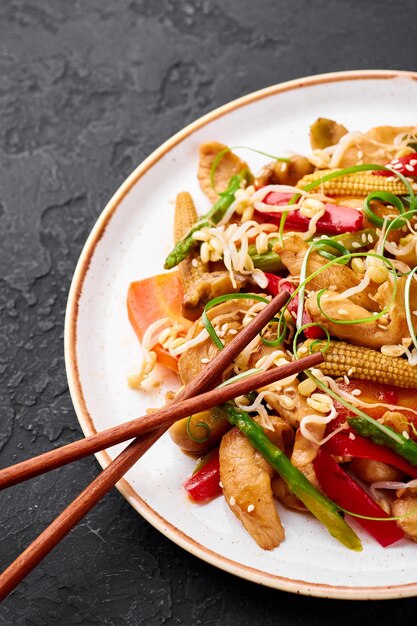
[363,191,407,228]
[186,416,211,443]
[210,146,289,193]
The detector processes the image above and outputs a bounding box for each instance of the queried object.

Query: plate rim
[64,69,417,600]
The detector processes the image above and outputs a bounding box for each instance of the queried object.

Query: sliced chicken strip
[263,380,311,429]
[219,416,293,550]
[198,141,249,204]
[271,475,307,512]
[275,236,376,310]
[392,487,417,543]
[336,125,417,168]
[305,278,412,349]
[291,424,326,468]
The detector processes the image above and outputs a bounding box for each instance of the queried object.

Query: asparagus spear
[316,228,377,257]
[349,416,417,465]
[249,228,377,274]
[225,404,362,551]
[164,170,251,270]
[248,237,284,273]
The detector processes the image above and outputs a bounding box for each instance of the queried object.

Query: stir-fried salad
[127,119,417,551]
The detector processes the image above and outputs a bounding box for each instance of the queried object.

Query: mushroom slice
[183,271,257,321]
[310,118,348,150]
[255,155,314,187]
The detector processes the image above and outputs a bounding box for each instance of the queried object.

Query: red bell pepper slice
[264,273,325,340]
[183,450,222,503]
[313,448,404,547]
[373,152,417,177]
[257,191,363,234]
[324,433,417,478]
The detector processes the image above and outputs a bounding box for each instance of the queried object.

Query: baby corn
[174,192,208,292]
[298,169,413,196]
[304,340,417,389]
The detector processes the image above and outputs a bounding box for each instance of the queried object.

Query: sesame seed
[361,233,367,243]
[247,504,255,513]
[403,430,410,440]
[229,328,238,335]
[392,162,403,169]
[349,432,356,440]
[230,496,236,506]
[391,159,399,164]
[406,164,415,172]
[344,375,350,385]
[191,258,198,267]
[347,368,354,377]
[200,357,210,364]
[351,241,361,248]
[219,481,224,489]
[367,234,374,243]
[337,309,348,315]
[351,389,362,396]
[410,159,417,166]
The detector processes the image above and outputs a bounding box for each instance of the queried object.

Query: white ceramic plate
[65,70,417,599]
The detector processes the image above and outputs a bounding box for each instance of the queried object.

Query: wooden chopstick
[0,291,287,490]
[0,290,315,600]
[0,352,322,490]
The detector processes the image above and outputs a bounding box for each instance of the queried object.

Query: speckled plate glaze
[65,70,417,599]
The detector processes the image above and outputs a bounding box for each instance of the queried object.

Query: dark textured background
[0,0,417,623]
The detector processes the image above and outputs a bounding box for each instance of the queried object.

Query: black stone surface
[1,0,417,623]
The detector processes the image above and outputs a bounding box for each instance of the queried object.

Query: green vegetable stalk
[249,229,378,274]
[164,170,252,269]
[310,371,417,466]
[225,404,362,551]
[349,417,417,465]
[318,228,377,256]
[248,237,285,273]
